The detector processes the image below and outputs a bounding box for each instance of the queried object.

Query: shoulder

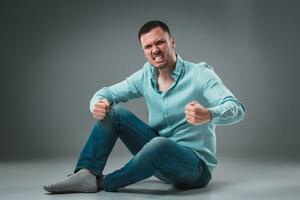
[127,61,151,82]
[183,59,214,75]
[141,61,152,73]
[182,59,221,87]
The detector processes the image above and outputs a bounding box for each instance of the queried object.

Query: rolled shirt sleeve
[89,69,144,113]
[199,63,245,125]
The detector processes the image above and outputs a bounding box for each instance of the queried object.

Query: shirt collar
[150,54,184,84]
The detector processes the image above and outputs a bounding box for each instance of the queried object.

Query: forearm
[89,77,143,113]
[208,99,245,126]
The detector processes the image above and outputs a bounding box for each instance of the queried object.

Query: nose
[152,45,160,54]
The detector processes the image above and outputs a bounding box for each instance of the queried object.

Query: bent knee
[109,105,131,121]
[146,137,172,152]
[143,137,174,168]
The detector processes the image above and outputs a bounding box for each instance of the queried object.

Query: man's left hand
[185,101,212,125]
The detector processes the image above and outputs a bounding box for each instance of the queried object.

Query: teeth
[154,56,163,62]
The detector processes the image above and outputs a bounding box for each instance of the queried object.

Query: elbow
[236,102,246,122]
[224,102,245,124]
[210,100,246,126]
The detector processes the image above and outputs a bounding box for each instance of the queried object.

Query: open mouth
[153,55,164,63]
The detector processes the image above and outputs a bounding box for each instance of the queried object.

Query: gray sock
[43,169,98,193]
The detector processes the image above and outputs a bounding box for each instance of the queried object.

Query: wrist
[205,108,212,122]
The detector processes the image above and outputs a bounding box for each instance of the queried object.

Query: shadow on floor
[117,179,236,196]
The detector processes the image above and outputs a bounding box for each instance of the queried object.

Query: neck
[157,54,177,80]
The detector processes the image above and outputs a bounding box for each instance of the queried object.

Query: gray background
[1,0,299,161]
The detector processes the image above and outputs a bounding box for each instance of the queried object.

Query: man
[44,20,245,193]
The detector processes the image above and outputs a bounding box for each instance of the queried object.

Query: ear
[171,37,176,48]
[143,51,147,58]
[141,47,147,58]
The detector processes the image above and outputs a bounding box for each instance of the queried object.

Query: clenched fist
[92,99,110,120]
[184,101,212,125]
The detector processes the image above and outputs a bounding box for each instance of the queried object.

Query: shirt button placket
[163,94,169,124]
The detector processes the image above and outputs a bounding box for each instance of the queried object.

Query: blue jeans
[75,105,211,192]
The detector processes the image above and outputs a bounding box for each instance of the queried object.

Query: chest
[157,77,174,92]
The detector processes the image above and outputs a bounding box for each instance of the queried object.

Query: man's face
[140,27,176,69]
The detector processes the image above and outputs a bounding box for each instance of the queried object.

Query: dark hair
[138,20,171,42]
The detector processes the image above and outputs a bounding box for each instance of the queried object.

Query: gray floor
[1,155,299,200]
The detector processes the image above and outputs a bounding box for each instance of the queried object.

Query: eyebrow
[143,38,166,49]
[144,44,152,48]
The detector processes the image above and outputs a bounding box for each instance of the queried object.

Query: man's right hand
[92,99,110,120]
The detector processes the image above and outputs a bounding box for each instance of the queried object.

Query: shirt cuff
[208,106,222,125]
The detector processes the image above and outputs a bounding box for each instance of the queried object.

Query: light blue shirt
[90,55,245,173]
